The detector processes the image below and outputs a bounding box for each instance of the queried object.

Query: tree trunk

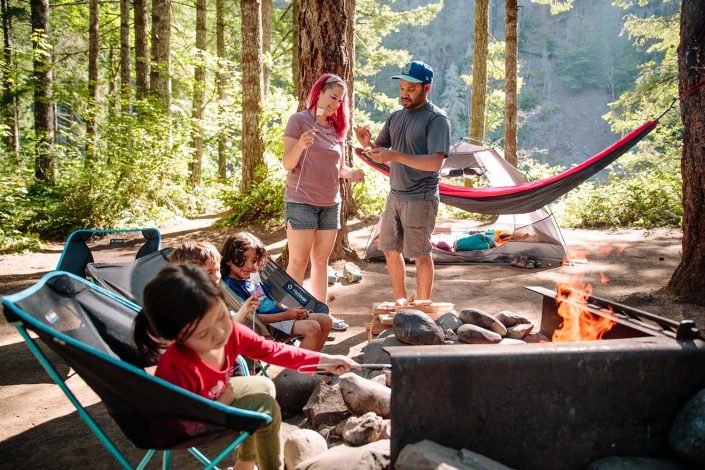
[134,0,149,99]
[1,0,19,157]
[86,0,98,160]
[216,0,228,180]
[241,0,264,193]
[666,0,705,305]
[292,0,299,98]
[262,0,271,96]
[504,0,518,167]
[298,0,356,261]
[30,0,54,184]
[120,0,130,107]
[189,0,206,187]
[469,0,489,141]
[150,0,171,112]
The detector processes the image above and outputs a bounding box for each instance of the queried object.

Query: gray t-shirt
[374,102,451,200]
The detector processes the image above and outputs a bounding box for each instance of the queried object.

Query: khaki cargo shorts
[378,196,439,259]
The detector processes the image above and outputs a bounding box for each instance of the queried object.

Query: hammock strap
[656,78,705,121]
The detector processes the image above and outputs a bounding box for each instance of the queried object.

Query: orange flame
[552,281,616,342]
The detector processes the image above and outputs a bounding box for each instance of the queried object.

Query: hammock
[354,119,658,214]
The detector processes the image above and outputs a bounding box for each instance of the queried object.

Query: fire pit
[387,286,705,469]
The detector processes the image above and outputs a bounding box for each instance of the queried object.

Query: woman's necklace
[295,106,325,191]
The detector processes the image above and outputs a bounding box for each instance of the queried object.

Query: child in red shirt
[133,264,358,470]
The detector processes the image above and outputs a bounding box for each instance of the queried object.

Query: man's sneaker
[330,315,349,331]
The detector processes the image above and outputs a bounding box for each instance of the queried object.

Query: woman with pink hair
[282,73,364,331]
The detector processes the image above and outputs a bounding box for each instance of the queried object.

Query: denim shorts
[284,202,341,230]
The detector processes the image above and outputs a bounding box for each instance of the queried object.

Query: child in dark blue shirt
[221,232,332,352]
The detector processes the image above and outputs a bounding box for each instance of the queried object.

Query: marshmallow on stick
[295,106,324,191]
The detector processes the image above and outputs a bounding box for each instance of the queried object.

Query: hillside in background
[372,0,675,167]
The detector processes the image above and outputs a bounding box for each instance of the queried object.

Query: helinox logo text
[285,283,308,305]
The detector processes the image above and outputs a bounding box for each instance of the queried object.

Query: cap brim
[391,74,423,83]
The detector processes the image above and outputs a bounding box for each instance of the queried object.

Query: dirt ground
[1,217,703,469]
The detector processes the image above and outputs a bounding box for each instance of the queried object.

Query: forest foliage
[0,0,684,253]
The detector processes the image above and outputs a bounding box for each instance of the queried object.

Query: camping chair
[86,247,175,306]
[1,271,270,469]
[56,228,162,278]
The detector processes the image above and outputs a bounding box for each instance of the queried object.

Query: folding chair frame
[56,228,162,278]
[2,272,270,470]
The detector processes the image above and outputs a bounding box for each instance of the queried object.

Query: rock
[339,372,391,418]
[370,374,387,386]
[670,388,705,467]
[295,439,390,470]
[499,338,525,345]
[383,368,392,388]
[335,416,351,439]
[342,412,388,446]
[317,424,336,442]
[376,328,395,339]
[505,323,533,339]
[362,336,406,368]
[444,328,459,342]
[435,311,464,332]
[302,382,350,428]
[393,309,445,345]
[274,369,323,417]
[524,332,550,343]
[395,439,513,470]
[586,456,686,470]
[457,324,502,344]
[459,308,507,336]
[495,310,533,328]
[284,429,328,470]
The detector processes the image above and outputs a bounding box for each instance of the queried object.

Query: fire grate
[388,287,705,469]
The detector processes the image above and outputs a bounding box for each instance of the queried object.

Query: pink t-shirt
[284,110,343,206]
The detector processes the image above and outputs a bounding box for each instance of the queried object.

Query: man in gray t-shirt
[355,60,451,303]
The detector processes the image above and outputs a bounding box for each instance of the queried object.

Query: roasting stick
[295,106,324,192]
[298,363,391,375]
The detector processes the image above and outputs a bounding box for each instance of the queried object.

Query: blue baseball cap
[392,60,434,84]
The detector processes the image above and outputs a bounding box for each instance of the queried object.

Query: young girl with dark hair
[220,232,332,352]
[282,73,365,332]
[133,264,357,470]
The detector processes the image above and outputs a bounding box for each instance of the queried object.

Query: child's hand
[317,354,361,375]
[244,294,259,314]
[217,382,237,404]
[288,308,309,320]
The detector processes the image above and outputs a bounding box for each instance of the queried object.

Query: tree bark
[1,0,19,156]
[241,0,264,193]
[262,0,271,96]
[504,0,518,167]
[667,0,705,304]
[469,0,489,142]
[120,0,130,107]
[298,0,356,261]
[189,0,206,187]
[134,0,149,99]
[86,0,99,160]
[292,0,299,98]
[216,0,228,180]
[150,0,171,112]
[30,0,55,184]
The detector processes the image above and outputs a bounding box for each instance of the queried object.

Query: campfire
[552,279,616,342]
[385,286,705,469]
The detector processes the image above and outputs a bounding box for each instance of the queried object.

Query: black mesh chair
[2,272,270,469]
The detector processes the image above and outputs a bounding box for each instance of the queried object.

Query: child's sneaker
[330,315,349,331]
